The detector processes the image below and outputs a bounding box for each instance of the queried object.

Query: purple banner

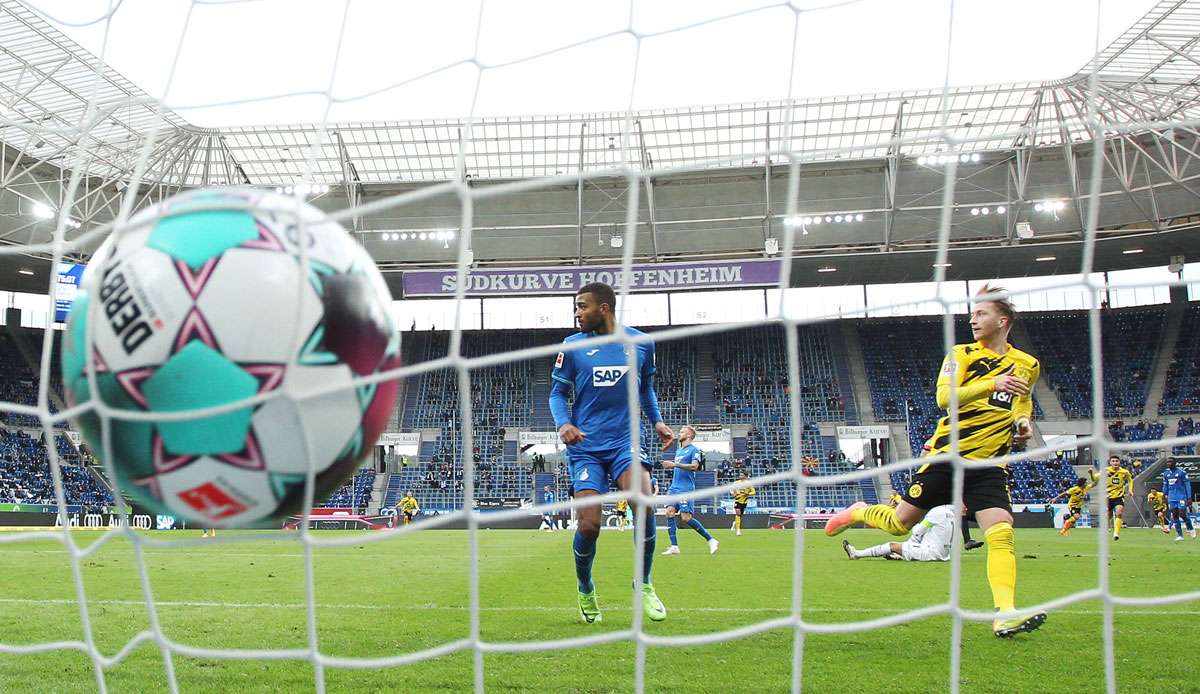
[402,259,782,297]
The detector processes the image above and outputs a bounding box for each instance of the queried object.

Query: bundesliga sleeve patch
[554,351,564,369]
[941,358,955,375]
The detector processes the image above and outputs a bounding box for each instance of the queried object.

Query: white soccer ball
[61,188,401,527]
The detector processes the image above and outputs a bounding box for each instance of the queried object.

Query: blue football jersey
[543,491,555,505]
[550,326,657,454]
[1163,468,1192,501]
[669,444,699,493]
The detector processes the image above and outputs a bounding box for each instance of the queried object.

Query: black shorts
[1153,506,1168,516]
[403,511,414,521]
[1067,504,1082,517]
[734,502,747,513]
[1107,497,1124,513]
[901,463,1010,513]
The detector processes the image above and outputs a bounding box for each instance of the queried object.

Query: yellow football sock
[984,522,1016,612]
[851,504,909,536]
[735,516,742,531]
[1113,518,1122,536]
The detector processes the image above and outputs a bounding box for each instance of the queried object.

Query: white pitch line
[0,598,1196,616]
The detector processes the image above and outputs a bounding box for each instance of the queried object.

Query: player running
[825,285,1046,637]
[1104,456,1134,541]
[1162,457,1195,541]
[731,471,756,536]
[1048,469,1098,536]
[397,490,420,525]
[1147,487,1171,534]
[661,426,718,555]
[842,504,956,561]
[550,282,675,624]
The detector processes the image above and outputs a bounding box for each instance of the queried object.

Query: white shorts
[900,536,950,562]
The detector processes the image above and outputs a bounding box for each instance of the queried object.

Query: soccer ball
[61,188,400,527]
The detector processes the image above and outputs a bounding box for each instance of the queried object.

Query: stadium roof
[2,0,1199,186]
[1,0,1199,288]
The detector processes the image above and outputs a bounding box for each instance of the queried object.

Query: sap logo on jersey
[592,365,630,387]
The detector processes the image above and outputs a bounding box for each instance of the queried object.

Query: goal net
[1,1,1199,692]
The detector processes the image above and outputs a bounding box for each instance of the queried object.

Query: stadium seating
[1107,419,1166,466]
[0,429,112,506]
[5,301,1195,516]
[1173,416,1197,455]
[1023,308,1165,419]
[1007,457,1078,504]
[1159,305,1200,416]
[0,332,66,429]
[389,325,863,511]
[712,325,860,509]
[320,467,375,510]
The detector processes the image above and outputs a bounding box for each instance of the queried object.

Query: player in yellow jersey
[1104,456,1134,540]
[1146,487,1170,535]
[826,285,1045,637]
[397,490,420,525]
[615,499,632,532]
[1048,468,1098,536]
[731,471,756,536]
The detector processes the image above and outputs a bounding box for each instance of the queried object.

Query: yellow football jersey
[616,500,628,513]
[732,485,756,505]
[1147,490,1167,512]
[1065,485,1088,507]
[398,496,419,513]
[1105,466,1133,499]
[926,342,1040,462]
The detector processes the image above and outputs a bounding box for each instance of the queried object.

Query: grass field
[0,525,1197,693]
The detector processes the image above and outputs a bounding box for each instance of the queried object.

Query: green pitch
[0,527,1196,693]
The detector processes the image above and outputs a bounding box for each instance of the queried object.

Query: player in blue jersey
[540,484,559,532]
[549,282,676,625]
[1162,457,1195,541]
[661,426,719,556]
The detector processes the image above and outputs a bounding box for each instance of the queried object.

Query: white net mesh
[2,0,1200,692]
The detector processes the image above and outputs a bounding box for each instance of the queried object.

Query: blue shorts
[569,447,652,494]
[667,489,694,514]
[668,500,694,515]
[1171,499,1190,511]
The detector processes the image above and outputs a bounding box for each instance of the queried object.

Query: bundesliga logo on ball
[61,188,401,527]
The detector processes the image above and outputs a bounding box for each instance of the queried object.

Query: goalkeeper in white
[841,505,956,561]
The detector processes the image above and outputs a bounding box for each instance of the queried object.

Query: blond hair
[975,283,1016,326]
